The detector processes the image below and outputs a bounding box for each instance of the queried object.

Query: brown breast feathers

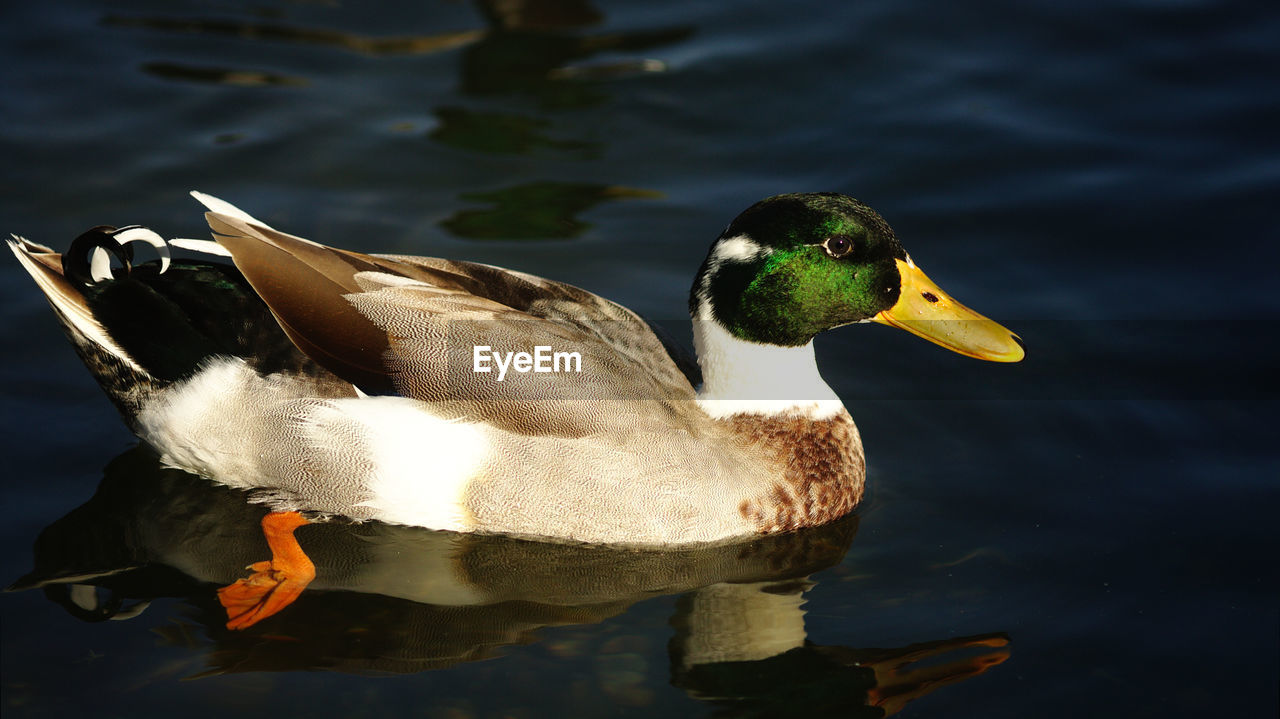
[729,411,865,533]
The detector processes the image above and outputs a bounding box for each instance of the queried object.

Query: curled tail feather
[9,235,162,424]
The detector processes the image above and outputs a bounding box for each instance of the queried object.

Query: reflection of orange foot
[862,634,1011,717]
[217,511,315,630]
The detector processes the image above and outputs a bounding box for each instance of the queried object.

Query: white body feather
[137,358,483,532]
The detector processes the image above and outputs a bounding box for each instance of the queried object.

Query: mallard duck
[10,192,1021,547]
[10,191,1021,626]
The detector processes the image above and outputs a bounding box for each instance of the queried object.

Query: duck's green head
[691,193,1024,362]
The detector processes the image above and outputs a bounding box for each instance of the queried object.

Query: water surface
[1,1,1276,717]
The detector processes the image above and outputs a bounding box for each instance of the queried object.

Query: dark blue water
[2,1,1276,716]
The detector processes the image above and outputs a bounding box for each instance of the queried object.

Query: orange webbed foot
[217,511,315,630]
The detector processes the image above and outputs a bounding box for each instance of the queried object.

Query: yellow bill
[871,258,1025,362]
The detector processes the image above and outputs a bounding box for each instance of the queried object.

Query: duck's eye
[823,235,854,258]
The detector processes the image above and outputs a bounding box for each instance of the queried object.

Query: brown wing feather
[205,213,397,394]
[204,212,699,436]
[376,254,697,397]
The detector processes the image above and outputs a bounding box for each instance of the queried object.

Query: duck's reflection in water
[103,0,691,95]
[671,582,1009,716]
[12,448,1008,714]
[101,1,690,238]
